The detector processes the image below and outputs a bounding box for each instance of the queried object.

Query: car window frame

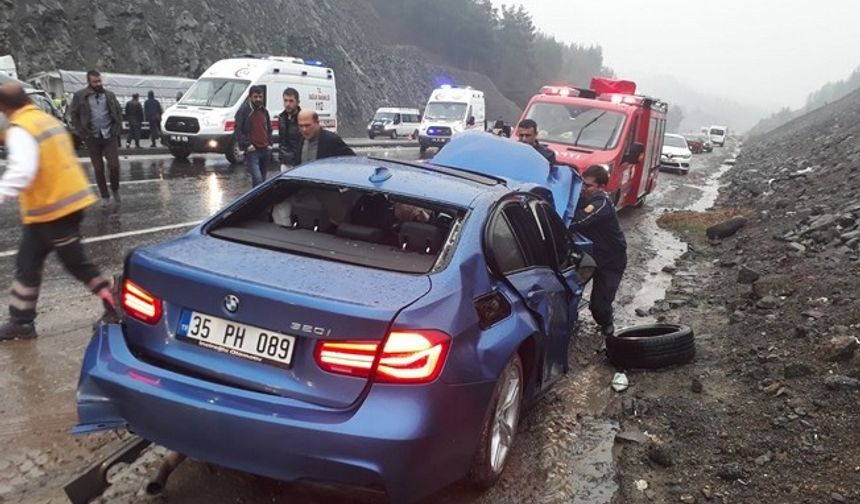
[484,194,558,277]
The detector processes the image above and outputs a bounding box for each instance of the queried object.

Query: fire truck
[515,78,668,209]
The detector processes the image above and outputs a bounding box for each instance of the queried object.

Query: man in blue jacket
[570,165,627,336]
[234,86,272,187]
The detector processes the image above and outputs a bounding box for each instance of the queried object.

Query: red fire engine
[515,78,668,209]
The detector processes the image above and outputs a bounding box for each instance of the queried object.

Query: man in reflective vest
[0,83,116,341]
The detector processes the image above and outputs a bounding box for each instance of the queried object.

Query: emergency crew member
[0,83,116,341]
[517,118,556,165]
[570,165,627,336]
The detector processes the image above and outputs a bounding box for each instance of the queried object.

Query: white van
[367,107,421,139]
[418,86,485,154]
[708,125,727,147]
[161,55,337,163]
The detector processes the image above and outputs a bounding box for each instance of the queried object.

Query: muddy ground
[613,90,860,504]
[1,144,758,504]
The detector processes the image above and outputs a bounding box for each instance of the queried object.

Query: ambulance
[515,78,668,210]
[161,55,337,163]
[418,85,485,155]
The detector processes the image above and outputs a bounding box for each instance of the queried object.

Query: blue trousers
[245,148,270,187]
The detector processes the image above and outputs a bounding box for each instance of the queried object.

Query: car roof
[283,156,510,208]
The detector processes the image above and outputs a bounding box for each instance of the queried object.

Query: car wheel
[606,324,695,370]
[225,140,244,164]
[390,131,398,140]
[468,353,523,489]
[635,194,647,208]
[369,133,375,140]
[168,146,191,161]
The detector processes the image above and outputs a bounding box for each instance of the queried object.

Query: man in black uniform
[517,118,556,165]
[570,165,627,336]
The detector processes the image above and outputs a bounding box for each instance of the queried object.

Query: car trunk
[123,233,432,409]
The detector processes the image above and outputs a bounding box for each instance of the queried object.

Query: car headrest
[399,222,444,254]
[290,200,332,233]
[336,222,387,243]
[350,194,395,229]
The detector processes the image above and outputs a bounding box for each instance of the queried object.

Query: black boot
[0,321,37,341]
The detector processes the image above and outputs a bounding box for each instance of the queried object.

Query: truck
[161,55,337,164]
[514,77,668,210]
[28,70,194,141]
[418,85,485,155]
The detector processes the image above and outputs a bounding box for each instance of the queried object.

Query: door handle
[527,288,545,300]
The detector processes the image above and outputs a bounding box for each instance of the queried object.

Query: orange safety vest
[8,104,96,224]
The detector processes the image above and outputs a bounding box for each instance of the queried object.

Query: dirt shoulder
[613,92,860,502]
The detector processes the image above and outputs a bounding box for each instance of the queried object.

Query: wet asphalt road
[0,144,735,503]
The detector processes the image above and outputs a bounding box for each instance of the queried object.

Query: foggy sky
[493,0,860,110]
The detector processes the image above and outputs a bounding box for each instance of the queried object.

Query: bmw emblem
[224,295,240,314]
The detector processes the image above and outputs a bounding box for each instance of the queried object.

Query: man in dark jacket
[277,87,302,172]
[570,165,627,336]
[517,118,556,165]
[124,93,144,149]
[296,109,355,164]
[144,90,162,148]
[234,86,272,187]
[69,70,123,206]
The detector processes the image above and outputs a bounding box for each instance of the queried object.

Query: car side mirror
[623,142,644,164]
[393,116,401,125]
[467,116,476,126]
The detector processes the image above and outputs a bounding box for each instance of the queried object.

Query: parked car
[75,134,595,503]
[684,135,712,154]
[661,133,693,174]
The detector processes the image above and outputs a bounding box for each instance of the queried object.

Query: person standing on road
[0,83,116,341]
[570,165,627,337]
[277,87,302,172]
[144,90,163,148]
[124,93,144,149]
[69,70,122,206]
[234,86,272,187]
[296,110,355,164]
[517,118,556,165]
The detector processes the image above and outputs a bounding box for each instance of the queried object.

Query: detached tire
[468,353,523,489]
[606,324,694,369]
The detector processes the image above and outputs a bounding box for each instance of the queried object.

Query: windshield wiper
[574,111,606,146]
[205,81,230,107]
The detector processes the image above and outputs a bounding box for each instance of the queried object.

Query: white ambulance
[418,86,485,155]
[161,55,337,163]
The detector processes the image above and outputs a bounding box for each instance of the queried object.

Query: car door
[485,194,570,386]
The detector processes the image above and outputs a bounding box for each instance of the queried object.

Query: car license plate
[178,311,296,368]
[170,135,189,143]
[431,137,446,143]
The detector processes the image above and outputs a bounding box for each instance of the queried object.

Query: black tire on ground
[168,146,191,160]
[390,131,398,139]
[468,353,523,489]
[368,133,375,140]
[225,139,243,164]
[705,216,748,240]
[419,145,427,155]
[606,324,695,370]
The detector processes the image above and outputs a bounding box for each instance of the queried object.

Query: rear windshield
[208,180,466,274]
[663,135,689,148]
[525,102,626,150]
[709,128,725,136]
[180,78,250,108]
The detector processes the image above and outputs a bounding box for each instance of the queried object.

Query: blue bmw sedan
[75,134,594,503]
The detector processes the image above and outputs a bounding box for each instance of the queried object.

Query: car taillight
[122,279,162,325]
[271,119,280,130]
[315,330,450,384]
[224,120,235,132]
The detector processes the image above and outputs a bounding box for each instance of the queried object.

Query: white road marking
[0,220,202,258]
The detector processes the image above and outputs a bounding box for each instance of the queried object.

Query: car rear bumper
[76,324,495,503]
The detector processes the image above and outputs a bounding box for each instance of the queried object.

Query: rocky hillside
[614,88,860,502]
[0,0,521,134]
